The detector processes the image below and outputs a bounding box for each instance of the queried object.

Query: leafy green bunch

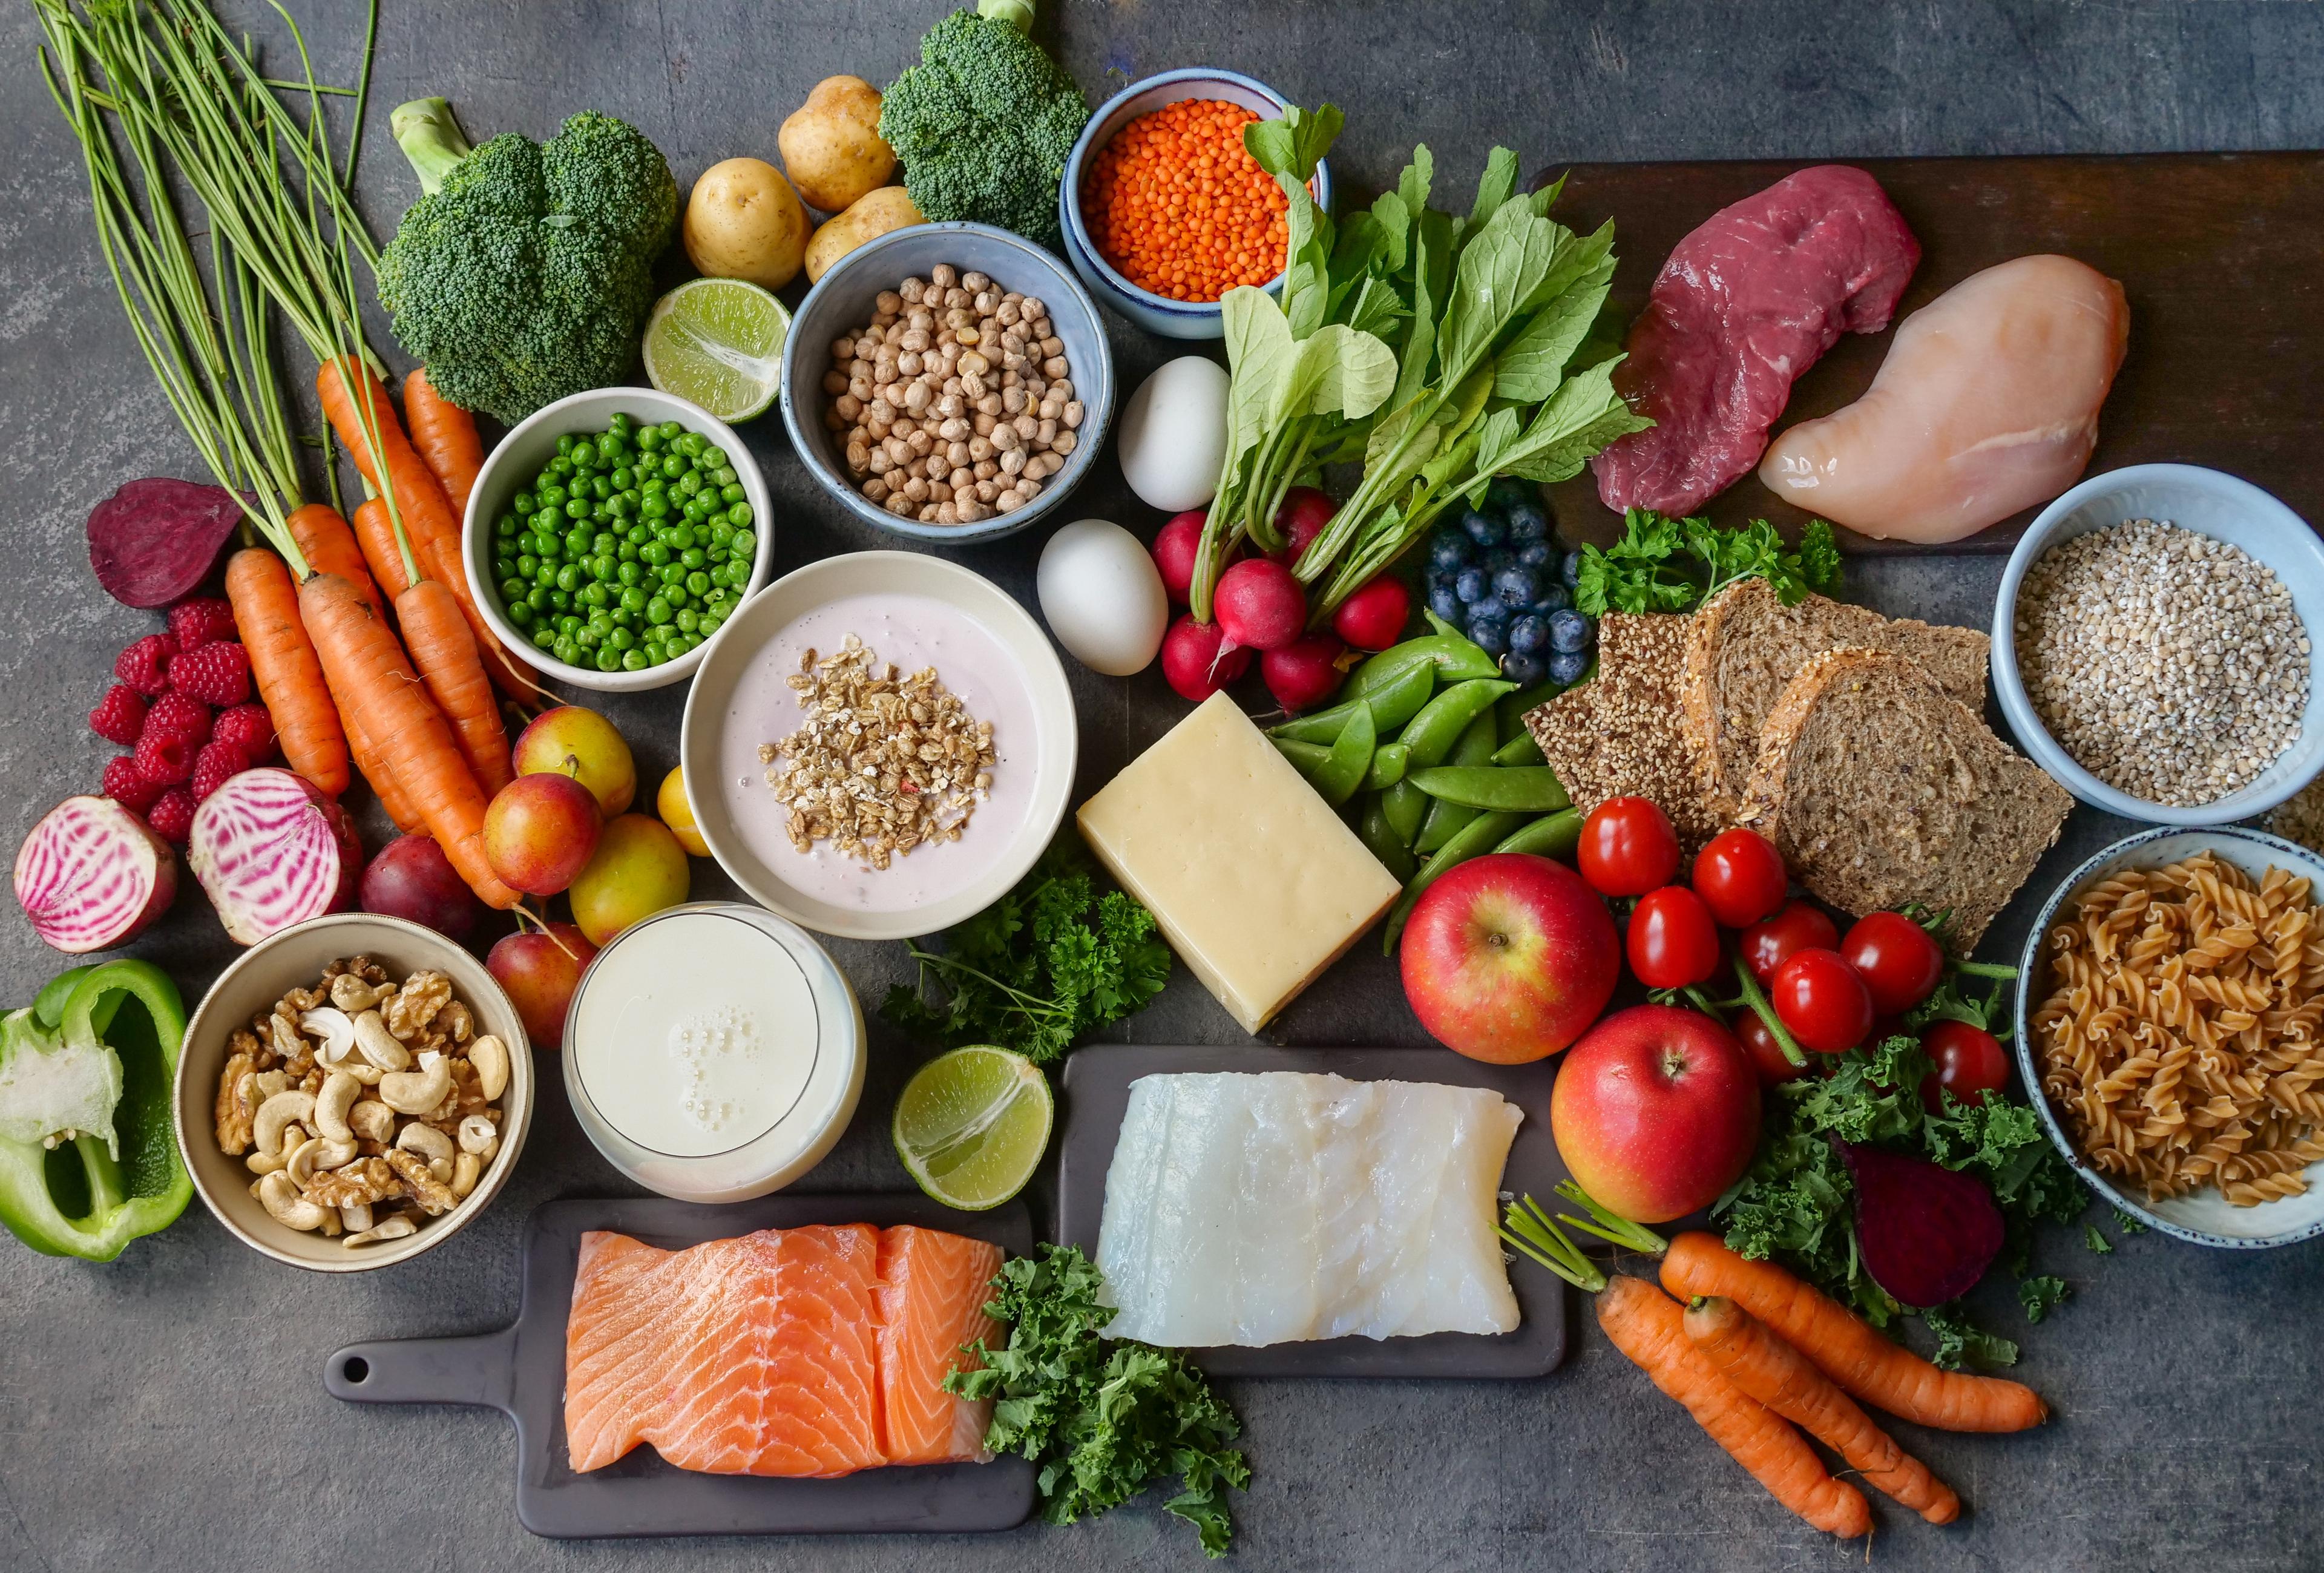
[1572,507,1843,616]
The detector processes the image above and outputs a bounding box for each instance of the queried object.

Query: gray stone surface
[5,1,2324,1568]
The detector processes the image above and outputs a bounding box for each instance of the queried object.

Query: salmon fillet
[876,1226,1002,1466]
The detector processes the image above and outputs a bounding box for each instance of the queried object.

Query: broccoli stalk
[389,97,473,195]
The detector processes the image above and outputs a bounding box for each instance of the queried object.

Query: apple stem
[1732,955,1809,1067]
[1498,1194,1606,1292]
[1551,1179,1669,1256]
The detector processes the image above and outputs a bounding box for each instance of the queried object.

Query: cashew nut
[379,1060,452,1116]
[340,1202,373,1233]
[344,1215,416,1249]
[395,1121,456,1175]
[286,1134,359,1188]
[466,1036,510,1102]
[313,1072,361,1142]
[251,1090,317,1157]
[341,1060,384,1086]
[245,1124,301,1176]
[329,974,393,1011]
[300,1006,356,1065]
[456,1114,501,1160]
[353,1010,410,1071]
[451,1151,482,1200]
[258,1171,329,1232]
[252,1068,289,1103]
[347,1099,395,1144]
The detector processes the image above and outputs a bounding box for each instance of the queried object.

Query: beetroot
[1160,614,1250,702]
[1331,577,1411,651]
[1212,559,1305,654]
[187,768,361,944]
[13,796,177,953]
[1842,1141,2003,1308]
[87,479,244,608]
[1261,633,1346,712]
[1269,486,1335,567]
[1151,511,1206,606]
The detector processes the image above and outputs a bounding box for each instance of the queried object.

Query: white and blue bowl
[779,221,1114,545]
[1992,462,2324,824]
[2015,824,2324,1247]
[1059,68,1331,340]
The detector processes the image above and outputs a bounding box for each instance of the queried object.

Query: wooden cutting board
[1532,152,2324,553]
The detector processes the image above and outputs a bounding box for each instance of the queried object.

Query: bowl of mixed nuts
[172,913,532,1272]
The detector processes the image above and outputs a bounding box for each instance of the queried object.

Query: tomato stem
[1732,954,1808,1066]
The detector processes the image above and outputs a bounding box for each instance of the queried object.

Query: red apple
[487,922,597,1050]
[1550,1004,1761,1224]
[1399,853,1619,1063]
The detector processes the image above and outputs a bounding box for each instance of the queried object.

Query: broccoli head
[879,2,1089,246]
[375,102,677,424]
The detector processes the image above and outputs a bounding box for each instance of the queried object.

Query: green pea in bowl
[462,387,773,693]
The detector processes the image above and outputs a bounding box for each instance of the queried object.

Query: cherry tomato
[1738,900,1841,985]
[1692,827,1788,929]
[1770,947,1874,1054]
[1920,1019,2011,1111]
[1577,796,1681,897]
[1627,885,1722,990]
[1841,910,1946,1015]
[1736,1010,1810,1086]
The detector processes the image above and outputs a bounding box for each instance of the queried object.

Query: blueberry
[1469,615,1510,657]
[1505,501,1551,543]
[1548,648,1591,685]
[1517,541,1554,572]
[1486,477,1535,516]
[1530,584,1571,616]
[1460,508,1507,548]
[1549,608,1594,654]
[1502,650,1546,687]
[1508,614,1549,655]
[1425,563,1456,595]
[1492,565,1541,608]
[1482,547,1517,577]
[1428,531,1470,572]
[1454,566,1490,605]
[1428,583,1464,623]
[1560,548,1587,588]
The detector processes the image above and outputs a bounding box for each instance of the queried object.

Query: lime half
[642,277,789,422]
[893,1045,1052,1212]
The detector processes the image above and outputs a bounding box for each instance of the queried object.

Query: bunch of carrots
[1505,1194,2042,1537]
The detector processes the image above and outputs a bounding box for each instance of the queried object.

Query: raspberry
[146,787,196,847]
[89,685,149,746]
[191,739,252,802]
[168,596,238,652]
[212,703,277,762]
[168,641,251,706]
[114,632,177,697]
[102,754,165,813]
[133,692,212,785]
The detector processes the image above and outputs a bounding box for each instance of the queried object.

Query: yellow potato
[778,76,896,213]
[805,187,925,283]
[683,157,807,291]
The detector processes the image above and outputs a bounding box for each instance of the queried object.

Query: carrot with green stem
[227,546,350,796]
[403,366,484,516]
[364,476,516,802]
[350,494,413,600]
[288,502,385,622]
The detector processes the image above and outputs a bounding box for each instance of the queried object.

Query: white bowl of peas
[462,387,773,692]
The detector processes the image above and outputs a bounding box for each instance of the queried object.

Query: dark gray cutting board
[324,1194,1036,1539]
[1057,1046,1568,1379]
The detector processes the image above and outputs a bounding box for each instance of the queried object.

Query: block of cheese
[1076,692,1403,1035]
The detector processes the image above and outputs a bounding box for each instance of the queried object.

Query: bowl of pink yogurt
[678,551,1078,941]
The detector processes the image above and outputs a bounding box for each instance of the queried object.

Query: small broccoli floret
[375,105,677,424]
[879,3,1088,246]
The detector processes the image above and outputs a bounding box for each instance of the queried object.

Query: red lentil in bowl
[1080,98,1288,302]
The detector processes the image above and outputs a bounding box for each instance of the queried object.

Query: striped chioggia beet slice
[13,795,177,953]
[187,767,362,944]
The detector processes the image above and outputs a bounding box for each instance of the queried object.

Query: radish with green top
[13,797,177,954]
[1211,559,1307,656]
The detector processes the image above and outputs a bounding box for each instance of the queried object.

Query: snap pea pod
[1413,710,1500,852]
[1281,736,1403,797]
[1365,741,1408,791]
[1491,731,1544,767]
[1411,766,1570,812]
[1310,702,1374,807]
[1497,680,1563,743]
[1381,810,1530,952]
[1358,793,1416,883]
[1380,778,1429,846]
[1270,660,1434,744]
[1351,633,1498,694]
[1401,679,1514,769]
[1492,806,1583,859]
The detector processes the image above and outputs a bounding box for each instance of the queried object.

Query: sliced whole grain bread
[1525,611,1724,849]
[1741,647,2070,955]
[1684,579,1993,821]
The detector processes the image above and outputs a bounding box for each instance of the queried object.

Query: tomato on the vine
[1577,796,1681,897]
[1770,947,1874,1054]
[1920,1019,2011,1111]
[1739,900,1840,985]
[1736,1010,1810,1086]
[1693,827,1788,929]
[1627,885,1721,990]
[1842,910,1946,1015]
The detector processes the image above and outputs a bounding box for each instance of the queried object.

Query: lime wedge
[893,1045,1053,1212]
[642,277,790,422]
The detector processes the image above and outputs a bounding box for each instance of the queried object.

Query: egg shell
[1037,519,1170,677]
[1115,356,1229,514]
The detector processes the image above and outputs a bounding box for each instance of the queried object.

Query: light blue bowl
[1992,463,2324,825]
[1059,68,1332,341]
[778,222,1114,544]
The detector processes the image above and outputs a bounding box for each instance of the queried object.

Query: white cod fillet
[1095,1072,1523,1347]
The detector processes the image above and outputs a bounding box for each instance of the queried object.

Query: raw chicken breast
[1758,254,2130,542]
[1095,1072,1522,1348]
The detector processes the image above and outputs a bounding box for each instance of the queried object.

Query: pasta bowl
[2014,824,2324,1247]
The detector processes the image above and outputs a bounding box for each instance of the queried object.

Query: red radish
[1269,486,1334,566]
[1151,510,1206,606]
[86,478,244,608]
[1331,577,1411,651]
[1841,1142,2003,1308]
[361,833,483,943]
[1212,558,1305,654]
[1160,614,1251,701]
[186,767,362,944]
[13,796,177,953]
[1261,632,1345,712]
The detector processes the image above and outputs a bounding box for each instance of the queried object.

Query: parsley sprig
[1572,508,1843,616]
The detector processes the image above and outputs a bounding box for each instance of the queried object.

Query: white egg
[1037,518,1169,677]
[1115,355,1229,513]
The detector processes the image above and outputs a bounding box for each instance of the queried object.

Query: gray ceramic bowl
[778,222,1114,545]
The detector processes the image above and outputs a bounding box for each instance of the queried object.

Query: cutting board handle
[324,1327,519,1413]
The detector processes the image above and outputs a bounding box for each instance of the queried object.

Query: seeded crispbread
[1741,647,2070,955]
[1682,579,1993,821]
[1525,611,1724,849]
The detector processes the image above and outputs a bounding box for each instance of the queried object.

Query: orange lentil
[1082,98,1292,302]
